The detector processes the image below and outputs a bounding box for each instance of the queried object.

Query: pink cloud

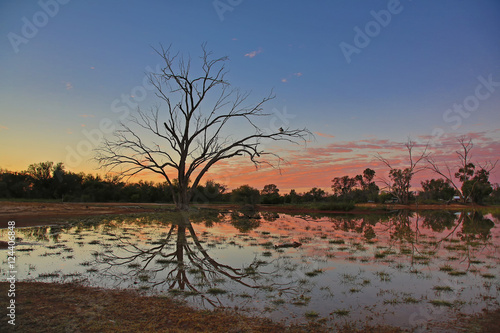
[128,131,500,193]
[244,48,263,58]
[314,132,335,139]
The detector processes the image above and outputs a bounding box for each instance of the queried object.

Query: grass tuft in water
[332,309,350,316]
[433,286,453,292]
[305,269,324,277]
[430,300,454,307]
[207,288,227,295]
[305,311,319,318]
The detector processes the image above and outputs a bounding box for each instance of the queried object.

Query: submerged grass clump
[481,273,495,279]
[304,310,319,318]
[430,300,454,307]
[332,309,350,316]
[375,271,391,282]
[207,288,227,295]
[305,269,324,277]
[439,264,454,272]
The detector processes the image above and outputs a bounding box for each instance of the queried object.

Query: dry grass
[2,281,499,332]
[0,282,411,333]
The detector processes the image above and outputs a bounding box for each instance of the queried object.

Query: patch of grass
[305,269,324,277]
[481,273,495,279]
[127,263,141,268]
[403,297,420,304]
[433,286,453,292]
[17,248,35,252]
[329,239,345,244]
[305,311,319,318]
[138,274,149,282]
[384,298,400,305]
[375,271,391,282]
[207,288,227,295]
[156,259,177,264]
[448,270,467,276]
[272,299,286,306]
[291,295,311,306]
[332,309,350,316]
[38,272,60,279]
[439,264,454,272]
[430,300,454,307]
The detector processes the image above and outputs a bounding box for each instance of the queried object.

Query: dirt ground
[1,282,499,333]
[0,282,404,333]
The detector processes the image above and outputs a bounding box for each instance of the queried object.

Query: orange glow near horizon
[3,132,499,195]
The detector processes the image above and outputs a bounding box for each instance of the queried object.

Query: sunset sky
[1,0,499,193]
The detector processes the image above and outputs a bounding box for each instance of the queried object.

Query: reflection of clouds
[4,211,499,328]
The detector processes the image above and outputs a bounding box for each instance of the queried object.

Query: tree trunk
[176,183,190,211]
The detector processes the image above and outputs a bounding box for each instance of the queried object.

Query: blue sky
[0,0,499,191]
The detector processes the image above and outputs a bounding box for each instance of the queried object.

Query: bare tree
[96,44,309,210]
[376,139,429,204]
[426,137,497,203]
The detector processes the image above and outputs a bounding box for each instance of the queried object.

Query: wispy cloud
[281,72,303,83]
[64,81,73,90]
[314,131,335,138]
[0,125,8,131]
[79,114,95,118]
[245,48,263,58]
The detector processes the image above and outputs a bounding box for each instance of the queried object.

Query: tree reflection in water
[96,212,300,307]
[6,208,499,328]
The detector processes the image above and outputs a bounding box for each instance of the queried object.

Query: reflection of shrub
[230,216,261,233]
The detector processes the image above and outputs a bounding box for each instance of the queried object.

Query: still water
[2,209,499,330]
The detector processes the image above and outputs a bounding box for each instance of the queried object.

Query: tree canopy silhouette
[96,44,309,210]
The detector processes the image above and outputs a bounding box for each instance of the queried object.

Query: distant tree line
[0,162,228,203]
[1,149,499,206]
